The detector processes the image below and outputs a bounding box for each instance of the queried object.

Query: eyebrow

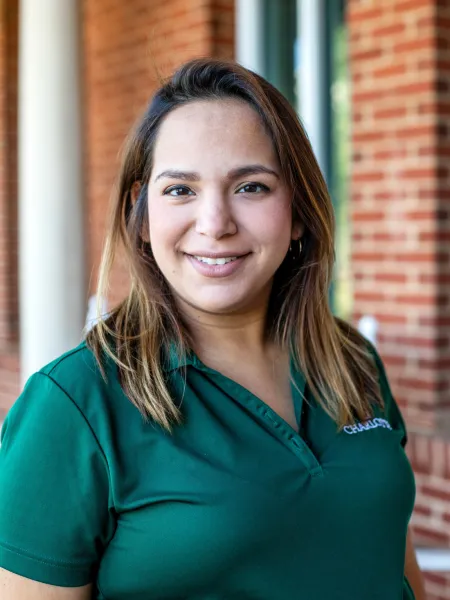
[153,164,280,183]
[153,170,200,183]
[228,165,280,180]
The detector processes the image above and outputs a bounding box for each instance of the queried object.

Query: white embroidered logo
[343,418,392,435]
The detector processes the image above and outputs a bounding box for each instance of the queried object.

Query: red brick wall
[212,0,235,58]
[349,0,450,597]
[0,0,234,414]
[349,0,443,433]
[82,0,235,307]
[0,0,19,419]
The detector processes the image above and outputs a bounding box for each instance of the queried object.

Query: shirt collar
[164,343,307,397]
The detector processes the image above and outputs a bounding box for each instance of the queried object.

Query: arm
[369,349,426,598]
[0,569,92,600]
[405,529,426,600]
[0,374,111,591]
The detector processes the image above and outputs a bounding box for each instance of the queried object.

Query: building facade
[1,0,450,597]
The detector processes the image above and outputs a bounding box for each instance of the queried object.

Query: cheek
[244,197,292,244]
[148,203,187,251]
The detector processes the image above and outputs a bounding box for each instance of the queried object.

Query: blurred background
[1,0,450,596]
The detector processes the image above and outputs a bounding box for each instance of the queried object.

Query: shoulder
[0,344,114,587]
[4,341,133,453]
[366,342,396,408]
[40,340,107,387]
[35,340,125,416]
[366,342,408,444]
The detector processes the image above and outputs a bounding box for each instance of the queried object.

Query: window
[328,0,351,319]
[261,0,351,318]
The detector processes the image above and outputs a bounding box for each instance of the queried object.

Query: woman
[0,59,425,599]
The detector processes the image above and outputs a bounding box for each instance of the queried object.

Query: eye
[236,182,270,194]
[163,185,195,197]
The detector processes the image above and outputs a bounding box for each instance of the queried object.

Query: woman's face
[147,99,301,316]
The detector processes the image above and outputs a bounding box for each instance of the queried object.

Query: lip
[185,253,249,278]
[186,251,248,259]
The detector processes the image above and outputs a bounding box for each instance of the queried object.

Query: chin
[192,300,245,315]
[183,291,250,315]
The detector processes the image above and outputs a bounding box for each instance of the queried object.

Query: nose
[195,193,237,240]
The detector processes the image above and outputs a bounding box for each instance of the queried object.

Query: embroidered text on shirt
[343,418,392,435]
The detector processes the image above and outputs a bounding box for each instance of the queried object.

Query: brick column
[349,0,447,434]
[0,0,19,417]
[0,0,18,349]
[349,1,450,594]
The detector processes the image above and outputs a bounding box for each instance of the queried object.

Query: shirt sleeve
[370,346,408,447]
[0,372,113,587]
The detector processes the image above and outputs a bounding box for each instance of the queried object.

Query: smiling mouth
[185,252,249,277]
[192,255,239,265]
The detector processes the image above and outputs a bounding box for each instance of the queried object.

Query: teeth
[194,256,238,265]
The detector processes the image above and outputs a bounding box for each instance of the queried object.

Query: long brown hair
[87,58,381,431]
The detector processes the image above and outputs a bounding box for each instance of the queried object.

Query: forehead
[152,99,278,169]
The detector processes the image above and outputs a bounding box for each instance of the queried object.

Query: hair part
[87,58,381,432]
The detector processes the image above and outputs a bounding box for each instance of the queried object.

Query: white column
[19,0,84,382]
[297,0,327,173]
[235,0,265,75]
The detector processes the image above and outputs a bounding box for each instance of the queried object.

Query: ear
[291,221,305,241]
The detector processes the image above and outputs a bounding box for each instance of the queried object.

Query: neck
[177,298,276,365]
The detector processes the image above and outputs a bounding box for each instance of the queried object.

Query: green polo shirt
[0,341,416,599]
